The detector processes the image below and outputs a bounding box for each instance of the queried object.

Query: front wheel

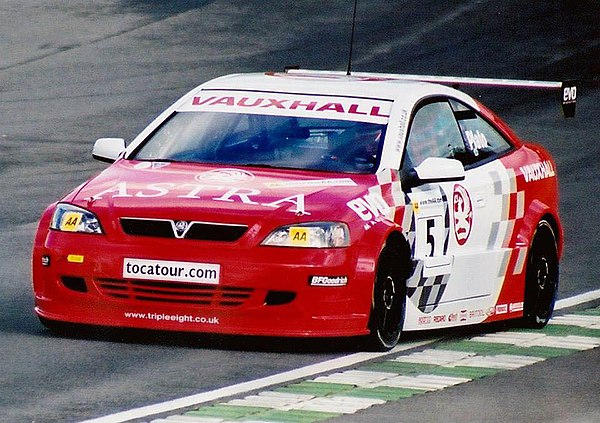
[366,247,408,351]
[522,220,559,328]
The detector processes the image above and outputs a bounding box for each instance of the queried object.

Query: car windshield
[132,112,387,173]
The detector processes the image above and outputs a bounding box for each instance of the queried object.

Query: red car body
[32,71,563,349]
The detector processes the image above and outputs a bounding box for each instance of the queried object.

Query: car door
[401,100,465,314]
[402,98,516,317]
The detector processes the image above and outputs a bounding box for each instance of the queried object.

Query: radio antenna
[346,0,358,75]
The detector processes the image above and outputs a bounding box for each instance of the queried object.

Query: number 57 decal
[416,215,445,258]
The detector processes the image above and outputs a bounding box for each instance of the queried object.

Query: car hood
[69,160,380,226]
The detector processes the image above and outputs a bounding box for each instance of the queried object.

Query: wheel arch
[538,212,561,257]
[382,230,412,279]
[365,228,412,350]
[518,199,563,259]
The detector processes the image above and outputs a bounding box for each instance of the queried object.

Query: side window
[450,100,513,165]
[403,101,466,170]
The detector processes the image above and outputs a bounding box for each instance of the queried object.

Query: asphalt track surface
[0,1,599,422]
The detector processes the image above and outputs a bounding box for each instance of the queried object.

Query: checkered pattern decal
[488,166,527,284]
[406,261,452,313]
[488,168,523,251]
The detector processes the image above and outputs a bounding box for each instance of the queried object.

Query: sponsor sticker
[418,316,432,325]
[134,162,171,169]
[465,129,489,156]
[264,178,357,189]
[520,160,555,183]
[412,200,420,214]
[469,309,486,319]
[496,304,508,314]
[433,314,447,323]
[290,227,309,246]
[92,182,310,215]
[309,276,348,287]
[182,90,392,124]
[59,211,83,232]
[510,301,524,312]
[67,254,84,263]
[123,258,220,284]
[393,109,408,153]
[124,311,219,325]
[347,190,390,222]
[196,168,255,183]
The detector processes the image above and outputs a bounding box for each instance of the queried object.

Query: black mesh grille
[95,278,254,306]
[120,218,247,241]
[185,222,247,241]
[121,219,173,238]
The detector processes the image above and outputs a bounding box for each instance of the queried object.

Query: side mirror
[92,138,126,163]
[404,157,465,188]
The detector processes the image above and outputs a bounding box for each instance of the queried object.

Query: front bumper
[33,228,376,337]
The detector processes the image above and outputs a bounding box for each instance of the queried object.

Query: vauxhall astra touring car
[32,69,567,350]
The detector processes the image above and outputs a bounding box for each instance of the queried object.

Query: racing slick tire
[522,220,559,328]
[366,245,409,351]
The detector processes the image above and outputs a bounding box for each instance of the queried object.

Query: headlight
[50,203,103,234]
[261,222,350,248]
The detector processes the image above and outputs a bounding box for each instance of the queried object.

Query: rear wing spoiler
[284,69,577,118]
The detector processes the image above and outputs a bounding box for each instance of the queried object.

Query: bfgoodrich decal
[309,276,348,286]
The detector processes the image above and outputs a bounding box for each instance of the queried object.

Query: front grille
[120,218,247,242]
[186,222,248,241]
[121,219,173,238]
[95,278,254,306]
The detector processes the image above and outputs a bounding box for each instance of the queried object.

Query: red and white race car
[32,70,570,350]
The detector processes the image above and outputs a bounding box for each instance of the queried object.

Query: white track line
[79,339,435,423]
[555,288,600,310]
[80,289,600,423]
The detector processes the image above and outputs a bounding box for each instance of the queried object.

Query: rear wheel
[367,246,408,351]
[523,220,559,328]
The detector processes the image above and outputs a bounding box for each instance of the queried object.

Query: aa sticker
[60,212,83,232]
[290,227,309,246]
[412,201,420,214]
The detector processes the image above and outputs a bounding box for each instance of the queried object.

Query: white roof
[127,71,481,165]
[192,71,481,112]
